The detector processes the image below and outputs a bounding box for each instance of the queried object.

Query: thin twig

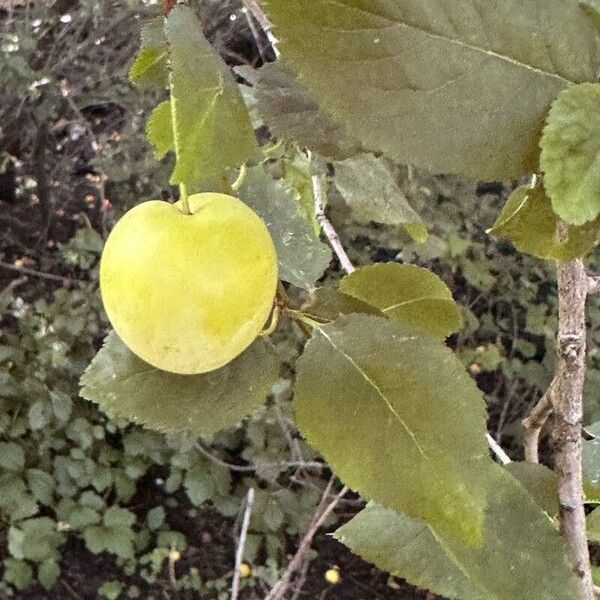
[0,261,86,285]
[265,482,348,600]
[522,379,556,463]
[554,258,594,599]
[241,0,280,57]
[231,487,255,600]
[195,442,323,473]
[241,3,270,62]
[485,433,511,465]
[312,175,355,274]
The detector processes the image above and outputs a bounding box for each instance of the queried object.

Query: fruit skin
[100,193,278,374]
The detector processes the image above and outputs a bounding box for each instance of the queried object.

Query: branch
[0,261,86,286]
[312,175,355,274]
[231,487,255,600]
[485,433,511,465]
[587,273,600,295]
[522,378,556,463]
[553,259,594,600]
[241,0,280,57]
[264,481,348,600]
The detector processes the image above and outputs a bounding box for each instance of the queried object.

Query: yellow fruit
[100,193,278,374]
[238,563,252,578]
[324,568,341,584]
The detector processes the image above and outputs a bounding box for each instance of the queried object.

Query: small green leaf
[237,165,331,290]
[83,507,136,560]
[99,580,124,600]
[295,315,489,542]
[3,558,33,590]
[541,83,600,225]
[237,62,363,160]
[165,5,258,188]
[8,517,63,563]
[146,506,165,531]
[335,154,426,241]
[339,263,462,338]
[80,332,278,436]
[488,185,599,260]
[26,469,55,505]
[129,19,169,88]
[38,559,60,590]
[146,101,174,159]
[335,465,577,600]
[0,441,25,471]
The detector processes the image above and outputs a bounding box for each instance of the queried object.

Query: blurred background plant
[1,0,599,598]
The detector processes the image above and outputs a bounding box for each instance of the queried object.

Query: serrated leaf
[8,517,63,563]
[38,559,60,590]
[26,469,55,505]
[488,185,599,259]
[80,331,278,436]
[335,465,577,600]
[3,558,33,590]
[504,461,559,517]
[237,165,331,290]
[263,0,600,179]
[295,314,489,542]
[146,101,174,159]
[335,154,426,241]
[0,441,25,471]
[129,19,169,88]
[301,285,379,323]
[339,263,462,338]
[541,83,600,225]
[165,6,258,188]
[237,62,363,160]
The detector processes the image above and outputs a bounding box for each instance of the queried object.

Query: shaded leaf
[165,6,258,187]
[263,0,600,179]
[504,461,559,517]
[301,285,379,323]
[335,154,426,242]
[587,506,600,542]
[580,1,600,34]
[488,184,599,259]
[237,62,363,160]
[146,101,174,159]
[129,19,169,88]
[295,315,489,542]
[38,559,60,591]
[237,165,331,290]
[80,331,278,436]
[335,465,576,600]
[541,83,600,225]
[339,263,462,338]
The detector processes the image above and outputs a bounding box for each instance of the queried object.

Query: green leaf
[146,506,165,531]
[504,462,559,517]
[587,506,600,542]
[83,507,136,560]
[237,165,332,290]
[8,517,63,563]
[129,19,169,88]
[146,101,174,160]
[0,441,25,471]
[335,465,577,600]
[80,332,278,436]
[38,559,60,590]
[237,62,363,160]
[339,263,462,338]
[165,5,258,188]
[488,184,599,260]
[3,558,33,590]
[301,285,379,323]
[26,469,55,505]
[334,154,426,242]
[580,1,600,34]
[541,83,600,225]
[263,0,600,179]
[294,314,489,542]
[99,581,124,600]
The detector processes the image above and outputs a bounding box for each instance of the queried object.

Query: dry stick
[231,487,255,600]
[0,261,85,285]
[485,433,511,465]
[522,379,556,463]
[311,175,356,274]
[242,0,280,57]
[265,484,349,600]
[554,259,594,600]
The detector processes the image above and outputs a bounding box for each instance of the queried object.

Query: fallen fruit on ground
[99,193,278,374]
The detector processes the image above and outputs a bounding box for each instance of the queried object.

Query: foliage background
[1,1,599,598]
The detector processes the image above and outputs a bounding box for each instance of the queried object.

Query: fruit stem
[179,183,191,215]
[231,164,247,192]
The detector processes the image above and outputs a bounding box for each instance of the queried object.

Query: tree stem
[554,258,594,600]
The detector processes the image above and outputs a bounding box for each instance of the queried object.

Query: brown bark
[553,259,594,600]
[522,380,555,463]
